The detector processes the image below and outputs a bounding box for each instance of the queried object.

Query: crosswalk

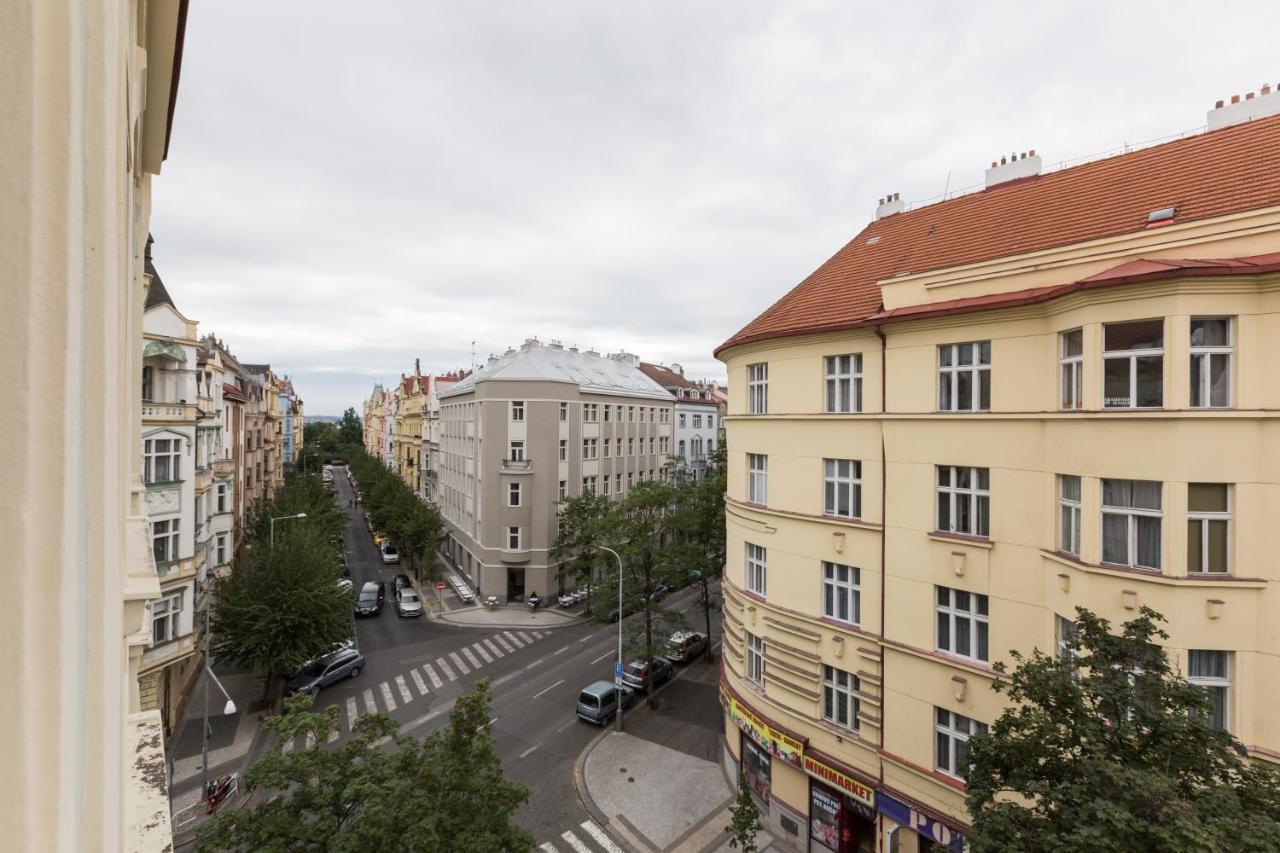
[280,629,553,753]
[538,821,623,853]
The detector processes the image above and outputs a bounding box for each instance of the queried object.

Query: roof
[718,113,1280,356]
[443,342,674,400]
[638,362,699,391]
[143,259,174,311]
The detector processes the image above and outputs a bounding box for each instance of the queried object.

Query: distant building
[636,359,720,479]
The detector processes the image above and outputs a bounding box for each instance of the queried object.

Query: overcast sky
[152,1,1279,416]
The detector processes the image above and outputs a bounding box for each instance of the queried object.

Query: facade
[395,367,426,493]
[2,0,189,848]
[363,382,390,463]
[638,360,720,479]
[421,372,463,503]
[279,375,303,467]
[439,340,674,600]
[715,100,1280,852]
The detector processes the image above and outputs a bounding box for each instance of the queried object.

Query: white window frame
[583,404,598,422]
[559,402,568,421]
[822,665,860,732]
[508,440,525,462]
[1060,329,1083,410]
[821,562,860,625]
[692,414,702,428]
[747,363,768,414]
[1190,317,1232,409]
[627,437,634,456]
[935,708,987,780]
[144,437,182,484]
[559,440,567,462]
[558,480,567,501]
[938,342,991,412]
[602,476,611,496]
[510,400,525,422]
[508,482,521,507]
[1103,319,1164,409]
[745,543,766,596]
[936,466,990,537]
[935,586,989,662]
[216,483,228,513]
[1187,483,1231,574]
[603,438,611,458]
[215,533,228,566]
[506,526,521,550]
[1055,614,1078,663]
[152,517,180,564]
[824,354,863,414]
[151,590,184,644]
[745,631,766,685]
[747,453,768,504]
[1188,650,1231,731]
[1101,479,1162,570]
[823,459,861,519]
[1058,474,1081,556]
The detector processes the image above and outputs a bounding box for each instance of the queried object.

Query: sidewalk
[432,602,589,629]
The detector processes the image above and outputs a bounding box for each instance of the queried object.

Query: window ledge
[1041,549,1267,588]
[928,531,993,549]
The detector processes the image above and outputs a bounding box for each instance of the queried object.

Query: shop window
[741,736,771,804]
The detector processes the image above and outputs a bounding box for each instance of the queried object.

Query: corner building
[715,100,1280,852]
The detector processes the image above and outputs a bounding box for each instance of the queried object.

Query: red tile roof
[717,114,1280,356]
[638,361,698,390]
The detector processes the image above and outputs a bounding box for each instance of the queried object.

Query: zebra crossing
[279,629,553,753]
[538,821,623,853]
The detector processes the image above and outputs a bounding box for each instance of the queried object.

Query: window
[215,533,227,566]
[1058,475,1081,556]
[823,459,861,519]
[626,472,633,490]
[614,473,621,493]
[1060,329,1083,410]
[936,466,989,537]
[628,406,635,422]
[508,440,525,462]
[648,437,655,454]
[510,401,525,421]
[582,438,598,460]
[747,453,768,504]
[822,562,860,624]
[559,402,568,421]
[602,476,611,496]
[1104,320,1163,408]
[216,483,228,513]
[1101,479,1162,569]
[660,408,670,423]
[936,586,989,662]
[558,480,567,501]
[559,440,567,462]
[745,631,766,685]
[745,543,767,595]
[747,363,768,414]
[708,415,715,430]
[1055,614,1078,663]
[822,666,860,731]
[584,403,599,422]
[142,366,155,401]
[1190,318,1231,408]
[627,437,634,456]
[508,482,521,507]
[152,518,179,565]
[506,526,521,550]
[603,405,611,422]
[143,437,181,484]
[678,439,686,457]
[692,414,702,428]
[935,708,987,780]
[582,476,596,494]
[825,354,863,413]
[603,438,611,458]
[679,413,687,428]
[151,591,184,644]
[938,342,991,412]
[1188,650,1230,730]
[1188,483,1230,573]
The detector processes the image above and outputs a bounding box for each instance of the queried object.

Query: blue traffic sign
[615,662,623,676]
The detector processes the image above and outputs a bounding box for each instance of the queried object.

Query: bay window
[1101,479,1162,569]
[1103,320,1163,408]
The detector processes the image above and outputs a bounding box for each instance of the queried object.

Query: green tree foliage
[347,449,444,582]
[966,607,1280,852]
[196,681,534,852]
[666,442,726,660]
[725,772,763,853]
[550,492,613,613]
[337,407,363,446]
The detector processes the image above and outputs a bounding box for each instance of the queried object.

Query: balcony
[140,631,196,670]
[500,547,531,564]
[125,709,172,851]
[500,458,533,474]
[141,401,196,421]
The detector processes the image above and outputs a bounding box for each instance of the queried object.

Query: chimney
[876,192,905,220]
[520,337,541,351]
[585,349,600,358]
[549,340,563,349]
[671,362,684,376]
[1208,83,1280,130]
[609,351,639,366]
[415,358,420,375]
[984,150,1041,189]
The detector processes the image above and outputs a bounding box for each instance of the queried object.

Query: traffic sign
[436,582,446,591]
[615,662,623,676]
[614,675,623,688]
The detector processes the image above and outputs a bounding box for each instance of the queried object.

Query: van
[576,680,636,726]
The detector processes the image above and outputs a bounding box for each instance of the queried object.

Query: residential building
[2,1,189,848]
[245,364,284,495]
[421,371,463,503]
[363,382,389,462]
[196,342,237,591]
[279,374,303,467]
[439,340,673,599]
[637,359,720,479]
[395,365,426,492]
[715,99,1280,851]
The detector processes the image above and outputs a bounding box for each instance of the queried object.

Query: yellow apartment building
[715,99,1280,852]
[395,367,426,492]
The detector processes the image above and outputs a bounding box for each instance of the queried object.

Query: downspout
[874,323,888,793]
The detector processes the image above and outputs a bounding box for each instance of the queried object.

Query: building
[279,374,303,468]
[637,360,720,479]
[196,341,237,588]
[395,366,426,493]
[421,371,463,503]
[2,0,189,848]
[439,339,674,600]
[363,381,392,464]
[715,96,1280,852]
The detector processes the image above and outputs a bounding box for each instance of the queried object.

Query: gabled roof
[444,342,672,400]
[638,362,698,391]
[718,112,1280,356]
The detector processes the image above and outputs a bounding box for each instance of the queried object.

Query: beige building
[439,340,674,600]
[716,99,1280,851]
[2,0,189,848]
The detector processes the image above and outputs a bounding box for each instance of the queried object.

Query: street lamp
[594,545,625,732]
[270,512,307,549]
[201,594,238,794]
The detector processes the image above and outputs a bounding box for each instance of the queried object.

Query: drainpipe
[874,324,888,780]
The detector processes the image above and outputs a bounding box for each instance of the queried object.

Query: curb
[433,608,594,631]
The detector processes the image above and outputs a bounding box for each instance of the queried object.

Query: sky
[152,1,1280,416]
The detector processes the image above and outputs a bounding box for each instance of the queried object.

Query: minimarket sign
[801,753,875,808]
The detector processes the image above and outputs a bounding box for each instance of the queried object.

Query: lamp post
[201,590,238,794]
[594,545,625,732]
[270,512,307,549]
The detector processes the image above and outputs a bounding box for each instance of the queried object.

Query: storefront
[877,791,966,853]
[803,751,877,853]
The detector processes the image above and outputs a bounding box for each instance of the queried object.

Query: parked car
[354,581,384,617]
[649,583,672,602]
[576,680,637,725]
[380,543,400,564]
[665,631,708,663]
[396,588,424,618]
[287,647,365,695]
[392,574,412,592]
[557,592,578,608]
[372,531,388,546]
[621,657,673,693]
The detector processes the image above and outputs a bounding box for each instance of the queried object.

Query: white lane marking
[579,635,592,643]
[494,634,516,653]
[518,744,538,759]
[280,737,295,755]
[380,681,397,711]
[395,675,414,704]
[538,843,558,853]
[527,658,543,668]
[410,669,429,696]
[581,821,623,853]
[473,643,493,664]
[560,830,593,853]
[461,646,482,669]
[423,662,444,687]
[346,697,358,730]
[437,657,457,681]
[362,689,377,714]
[492,670,521,687]
[504,631,526,648]
[554,646,569,655]
[590,651,613,665]
[531,679,564,700]
[449,651,471,674]
[557,720,576,733]
[517,631,535,644]
[483,638,504,658]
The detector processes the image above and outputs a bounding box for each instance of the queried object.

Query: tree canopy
[348,449,444,581]
[966,607,1280,852]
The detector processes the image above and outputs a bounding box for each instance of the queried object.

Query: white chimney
[1208,84,1280,130]
[670,362,684,376]
[520,337,541,351]
[875,193,905,220]
[984,150,1041,189]
[585,349,600,358]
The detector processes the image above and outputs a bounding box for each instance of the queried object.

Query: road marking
[410,669,429,696]
[483,638,504,658]
[395,675,414,704]
[526,658,543,668]
[436,657,457,681]
[518,744,538,759]
[380,681,397,711]
[579,635,592,643]
[461,647,482,669]
[473,643,493,664]
[530,631,544,639]
[556,720,575,733]
[346,697,358,730]
[423,662,444,687]
[554,645,569,655]
[504,631,526,648]
[581,821,623,853]
[492,670,521,687]
[531,679,564,700]
[494,634,516,653]
[449,652,470,675]
[590,651,613,665]
[538,843,558,853]
[517,631,535,644]
[362,689,377,714]
[560,830,593,853]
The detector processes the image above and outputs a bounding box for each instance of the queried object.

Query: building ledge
[125,710,173,852]
[1041,549,1268,588]
[928,531,993,550]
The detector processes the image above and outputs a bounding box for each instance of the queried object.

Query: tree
[667,441,726,661]
[606,479,685,666]
[965,607,1280,852]
[338,407,363,446]
[550,491,613,612]
[725,772,763,853]
[197,681,534,852]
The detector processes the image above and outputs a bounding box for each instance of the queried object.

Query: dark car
[287,647,365,694]
[649,583,672,602]
[354,581,384,617]
[621,657,673,693]
[392,574,412,593]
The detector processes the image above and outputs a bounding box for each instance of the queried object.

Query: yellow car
[373,531,388,547]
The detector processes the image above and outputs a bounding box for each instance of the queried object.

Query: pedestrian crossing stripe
[449,651,470,675]
[517,631,535,644]
[484,638,505,658]
[504,631,525,648]
[494,634,516,653]
[461,646,482,668]
[346,697,358,730]
[538,844,557,853]
[423,662,444,687]
[379,681,397,711]
[473,642,494,664]
[579,821,623,853]
[410,668,429,696]
[437,657,456,681]
[536,822,619,853]
[362,688,377,715]
[395,675,413,704]
[559,829,593,853]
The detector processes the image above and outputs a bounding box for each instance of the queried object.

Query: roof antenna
[471,340,476,372]
[942,169,951,199]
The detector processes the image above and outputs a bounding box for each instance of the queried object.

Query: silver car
[396,588,424,618]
